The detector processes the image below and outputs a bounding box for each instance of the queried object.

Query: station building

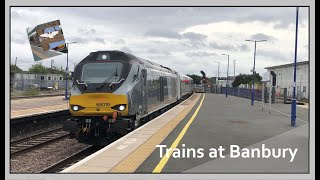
[265,61,309,100]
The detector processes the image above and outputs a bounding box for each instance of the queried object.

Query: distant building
[265,61,309,100]
[217,76,235,88]
[12,73,64,81]
[11,72,65,90]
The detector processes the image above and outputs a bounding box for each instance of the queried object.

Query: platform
[62,93,309,173]
[10,96,68,119]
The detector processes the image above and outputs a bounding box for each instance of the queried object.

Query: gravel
[10,138,90,173]
[11,125,62,141]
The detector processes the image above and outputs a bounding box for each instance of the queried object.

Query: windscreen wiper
[96,68,119,90]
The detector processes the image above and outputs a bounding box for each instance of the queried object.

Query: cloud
[147,49,171,56]
[145,29,207,42]
[94,37,105,44]
[67,36,87,44]
[239,44,249,51]
[209,42,237,51]
[10,7,309,77]
[78,28,96,35]
[249,33,277,41]
[67,35,105,45]
[185,51,217,57]
[182,32,207,42]
[209,42,250,52]
[11,37,28,44]
[145,29,181,39]
[120,47,133,54]
[257,49,288,61]
[11,11,21,19]
[114,39,126,44]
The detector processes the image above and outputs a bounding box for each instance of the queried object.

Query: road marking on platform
[261,104,308,123]
[152,94,205,173]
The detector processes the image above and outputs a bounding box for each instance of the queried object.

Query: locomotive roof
[80,50,177,74]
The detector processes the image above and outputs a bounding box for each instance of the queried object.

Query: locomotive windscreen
[81,62,123,83]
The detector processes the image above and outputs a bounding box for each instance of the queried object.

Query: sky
[11,7,309,77]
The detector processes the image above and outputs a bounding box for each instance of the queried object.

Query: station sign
[261,71,270,82]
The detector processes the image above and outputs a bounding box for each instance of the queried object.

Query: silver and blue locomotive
[63,50,193,145]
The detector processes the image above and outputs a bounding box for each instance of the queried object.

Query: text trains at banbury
[63,50,193,145]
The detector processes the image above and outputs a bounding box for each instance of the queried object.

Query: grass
[22,88,40,97]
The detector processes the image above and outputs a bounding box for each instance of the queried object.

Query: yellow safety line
[153,93,205,173]
[109,93,200,173]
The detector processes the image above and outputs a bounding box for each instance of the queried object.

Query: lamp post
[221,54,229,98]
[214,61,220,93]
[291,7,299,127]
[245,39,267,106]
[233,60,237,79]
[64,42,77,100]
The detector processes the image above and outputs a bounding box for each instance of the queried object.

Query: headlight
[119,105,125,111]
[70,105,85,111]
[73,105,79,111]
[111,104,127,111]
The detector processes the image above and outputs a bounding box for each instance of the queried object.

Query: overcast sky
[11,7,309,77]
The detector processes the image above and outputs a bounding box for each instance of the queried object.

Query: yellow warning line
[153,93,205,173]
[109,93,201,173]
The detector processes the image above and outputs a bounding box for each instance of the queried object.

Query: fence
[10,78,73,97]
[220,87,264,101]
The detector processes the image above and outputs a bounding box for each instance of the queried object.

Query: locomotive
[63,50,193,145]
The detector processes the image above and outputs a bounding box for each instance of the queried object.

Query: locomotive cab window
[132,65,140,82]
[81,63,123,84]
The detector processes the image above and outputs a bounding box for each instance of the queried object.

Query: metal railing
[10,79,72,98]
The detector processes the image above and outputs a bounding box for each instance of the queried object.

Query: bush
[22,88,40,96]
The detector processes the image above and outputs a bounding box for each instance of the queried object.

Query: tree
[186,74,202,84]
[232,73,262,87]
[10,64,23,73]
[28,63,48,74]
[209,77,216,84]
[48,65,66,74]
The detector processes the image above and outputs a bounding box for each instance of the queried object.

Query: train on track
[63,50,193,145]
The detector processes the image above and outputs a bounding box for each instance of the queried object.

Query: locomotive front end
[63,51,135,145]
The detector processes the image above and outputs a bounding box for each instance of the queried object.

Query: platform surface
[63,93,309,174]
[11,96,68,119]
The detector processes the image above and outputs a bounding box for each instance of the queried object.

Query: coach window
[132,65,140,82]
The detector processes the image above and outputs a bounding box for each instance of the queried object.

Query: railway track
[40,145,101,173]
[10,128,70,157]
[11,110,71,138]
